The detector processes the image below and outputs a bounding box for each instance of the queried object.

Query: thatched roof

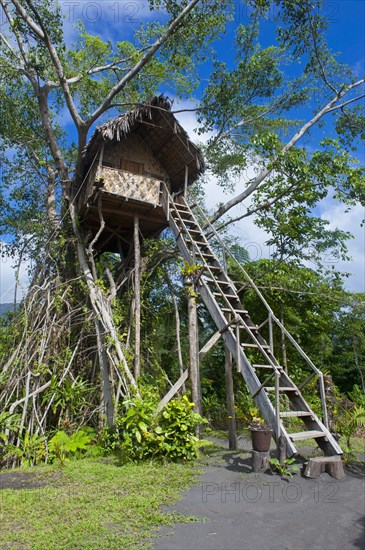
[83,96,206,190]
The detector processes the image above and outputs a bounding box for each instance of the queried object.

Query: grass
[0,457,201,549]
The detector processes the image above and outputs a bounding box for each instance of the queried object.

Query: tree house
[78,96,205,254]
[77,99,343,459]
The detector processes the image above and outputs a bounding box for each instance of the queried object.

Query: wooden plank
[280,411,312,418]
[199,331,222,361]
[289,430,325,441]
[156,370,189,413]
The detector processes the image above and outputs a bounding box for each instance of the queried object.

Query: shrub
[115,393,206,462]
[337,405,365,462]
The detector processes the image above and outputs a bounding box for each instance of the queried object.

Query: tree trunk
[173,295,186,392]
[353,342,365,393]
[225,346,237,450]
[186,278,202,436]
[95,318,114,426]
[134,214,141,379]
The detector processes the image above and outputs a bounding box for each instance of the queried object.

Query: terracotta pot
[250,428,272,452]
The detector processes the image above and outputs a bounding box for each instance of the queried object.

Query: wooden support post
[304,456,345,480]
[95,318,114,426]
[252,450,270,473]
[186,277,202,436]
[173,295,186,392]
[134,214,141,379]
[268,314,274,354]
[280,304,288,372]
[199,330,222,361]
[157,370,189,413]
[278,435,286,466]
[225,346,238,450]
[98,142,105,167]
[184,165,188,198]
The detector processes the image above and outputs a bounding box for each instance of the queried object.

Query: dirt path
[153,439,365,550]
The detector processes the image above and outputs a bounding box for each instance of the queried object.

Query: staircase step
[264,386,298,392]
[222,307,248,314]
[190,240,209,247]
[289,430,326,441]
[179,219,198,226]
[280,411,313,418]
[253,364,278,369]
[207,265,223,271]
[241,343,271,350]
[204,278,235,287]
[246,325,259,331]
[213,292,238,299]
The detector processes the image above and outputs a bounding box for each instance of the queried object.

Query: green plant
[6,432,47,467]
[116,391,206,462]
[249,417,270,431]
[269,457,300,478]
[48,428,94,466]
[0,411,22,467]
[349,385,365,407]
[202,394,226,426]
[337,405,365,462]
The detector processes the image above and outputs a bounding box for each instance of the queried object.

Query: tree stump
[252,450,270,473]
[304,456,345,480]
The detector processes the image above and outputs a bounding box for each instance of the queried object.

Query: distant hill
[0,303,13,316]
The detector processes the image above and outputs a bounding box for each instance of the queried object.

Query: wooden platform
[80,189,168,254]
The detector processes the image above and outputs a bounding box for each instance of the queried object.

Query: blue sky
[0,0,364,301]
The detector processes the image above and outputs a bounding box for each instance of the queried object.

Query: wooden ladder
[162,190,342,457]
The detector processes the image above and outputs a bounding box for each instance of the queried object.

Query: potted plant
[249,417,272,452]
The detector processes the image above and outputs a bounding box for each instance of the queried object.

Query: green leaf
[138,422,148,433]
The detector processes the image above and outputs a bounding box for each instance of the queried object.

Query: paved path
[153,439,365,550]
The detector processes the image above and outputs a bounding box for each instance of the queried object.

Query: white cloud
[0,249,29,304]
[319,200,365,292]
[173,97,213,145]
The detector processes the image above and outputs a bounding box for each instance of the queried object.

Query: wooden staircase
[162,189,342,457]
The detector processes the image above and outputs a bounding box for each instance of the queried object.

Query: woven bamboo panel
[96,166,161,205]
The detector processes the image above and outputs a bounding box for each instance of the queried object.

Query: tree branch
[86,0,202,126]
[305,2,338,95]
[23,0,83,129]
[208,78,365,224]
[326,93,365,114]
[213,182,297,233]
[8,0,45,39]
[0,0,37,86]
[47,46,152,89]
